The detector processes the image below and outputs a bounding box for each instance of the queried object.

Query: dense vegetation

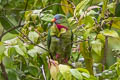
[0,0,120,80]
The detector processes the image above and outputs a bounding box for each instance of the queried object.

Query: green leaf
[2,56,14,69]
[28,31,39,43]
[81,72,90,78]
[1,33,17,41]
[70,69,83,80]
[0,16,17,34]
[28,44,46,57]
[61,0,69,15]
[14,45,25,56]
[0,42,5,54]
[77,68,90,74]
[7,69,18,80]
[91,39,102,56]
[59,64,72,80]
[107,2,116,15]
[100,29,119,38]
[74,0,92,17]
[41,14,54,22]
[28,66,38,77]
[101,0,108,17]
[0,42,5,62]
[105,17,120,29]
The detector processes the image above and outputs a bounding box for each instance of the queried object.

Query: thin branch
[18,30,49,52]
[0,62,8,80]
[67,0,79,23]
[0,25,24,41]
[102,36,108,71]
[40,65,47,80]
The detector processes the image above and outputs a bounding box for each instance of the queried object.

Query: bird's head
[51,14,67,24]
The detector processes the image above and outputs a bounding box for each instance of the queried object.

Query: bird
[47,14,73,64]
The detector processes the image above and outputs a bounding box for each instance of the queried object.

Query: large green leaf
[7,69,18,80]
[2,56,14,69]
[91,39,102,56]
[59,64,72,80]
[14,45,25,56]
[1,33,17,41]
[28,31,39,43]
[70,69,83,80]
[105,17,120,29]
[41,14,54,22]
[0,16,17,34]
[107,2,116,15]
[74,0,92,17]
[100,29,119,38]
[28,66,38,77]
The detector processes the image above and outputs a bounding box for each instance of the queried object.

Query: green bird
[47,14,73,63]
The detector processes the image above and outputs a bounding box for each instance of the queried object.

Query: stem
[0,62,8,80]
[102,36,108,70]
[81,38,94,75]
[40,65,46,80]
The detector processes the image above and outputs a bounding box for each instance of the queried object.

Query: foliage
[0,0,120,80]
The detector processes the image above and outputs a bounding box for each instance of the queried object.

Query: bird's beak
[51,18,56,22]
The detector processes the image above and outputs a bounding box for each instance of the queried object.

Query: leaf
[1,33,17,41]
[0,42,5,62]
[28,66,38,77]
[14,45,25,56]
[107,2,116,15]
[61,0,69,15]
[41,14,54,22]
[81,72,90,78]
[70,69,83,80]
[101,0,108,17]
[100,29,119,38]
[77,68,90,74]
[28,44,46,57]
[74,0,92,17]
[49,60,59,80]
[91,39,102,56]
[59,64,72,80]
[105,17,120,29]
[42,0,48,7]
[25,11,32,21]
[97,34,105,43]
[2,56,14,69]
[0,16,17,34]
[7,69,18,80]
[0,42,5,54]
[28,31,39,43]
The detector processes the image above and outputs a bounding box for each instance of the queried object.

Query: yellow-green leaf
[59,64,72,80]
[70,69,83,80]
[91,39,102,56]
[100,29,119,38]
[61,0,69,15]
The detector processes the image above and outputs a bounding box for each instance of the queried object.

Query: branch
[41,3,74,11]
[40,65,47,80]
[67,0,79,23]
[0,62,8,80]
[102,36,108,71]
[0,25,24,41]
